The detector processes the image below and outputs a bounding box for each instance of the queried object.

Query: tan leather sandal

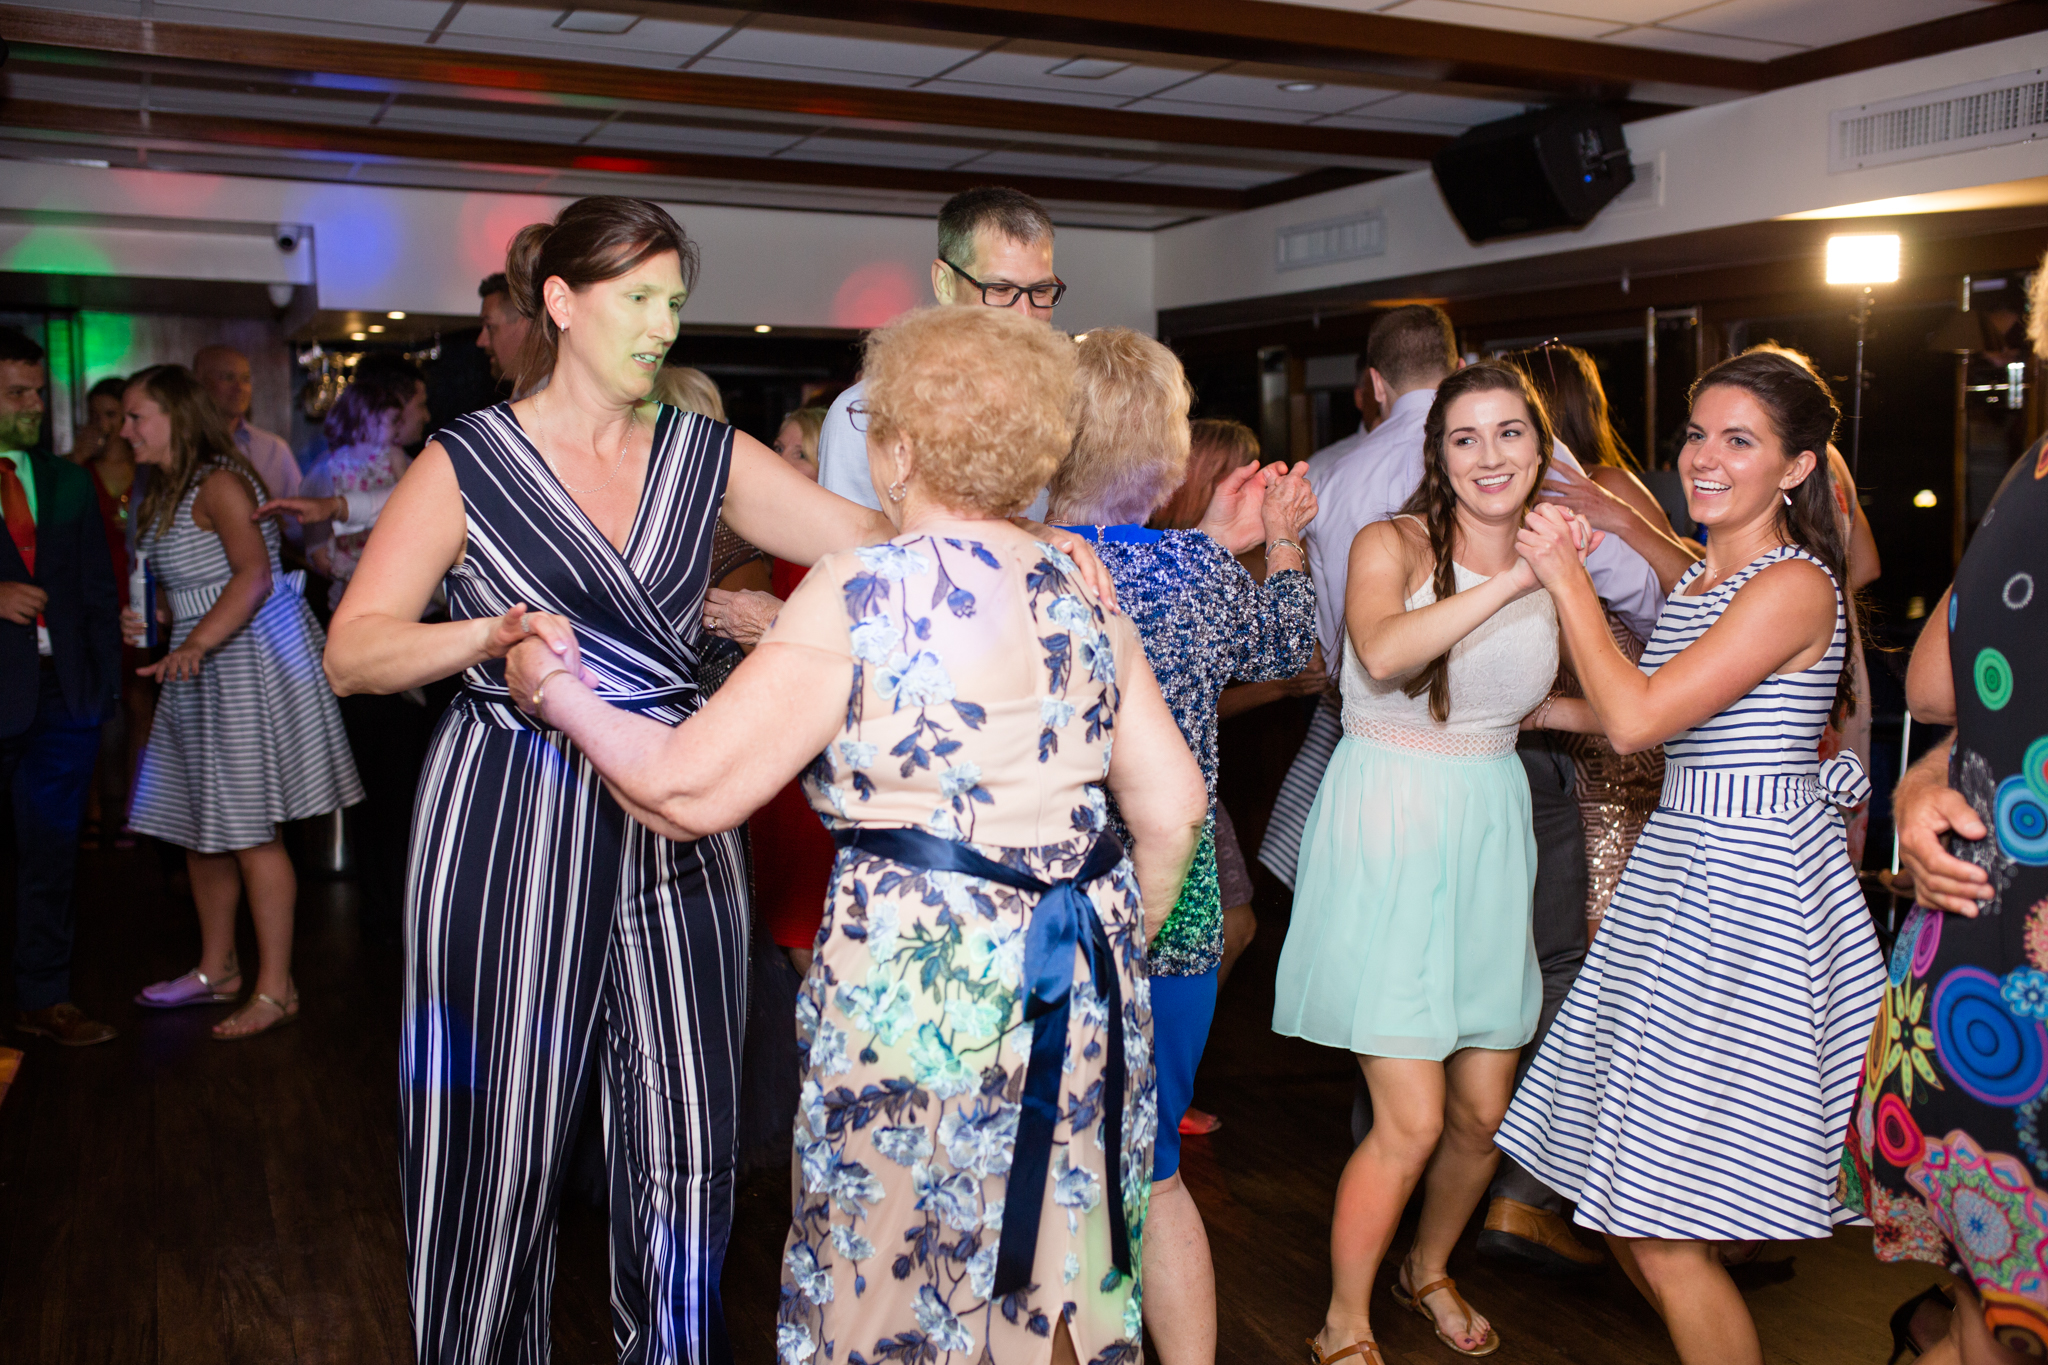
[1392,1273,1500,1357]
[1307,1335,1385,1365]
[211,991,299,1041]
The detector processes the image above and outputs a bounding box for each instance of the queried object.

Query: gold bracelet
[531,666,571,711]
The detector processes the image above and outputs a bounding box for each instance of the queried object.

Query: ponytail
[1692,346,1862,718]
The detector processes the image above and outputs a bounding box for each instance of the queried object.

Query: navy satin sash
[833,824,1132,1297]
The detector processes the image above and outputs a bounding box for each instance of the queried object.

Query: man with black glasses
[816,186,1064,515]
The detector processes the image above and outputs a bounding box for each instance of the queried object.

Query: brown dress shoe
[1476,1197,1603,1276]
[15,1003,118,1048]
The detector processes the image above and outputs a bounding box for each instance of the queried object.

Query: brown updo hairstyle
[130,364,270,538]
[860,306,1076,517]
[1687,346,1858,717]
[1398,361,1556,723]
[504,196,699,395]
[1507,341,1636,470]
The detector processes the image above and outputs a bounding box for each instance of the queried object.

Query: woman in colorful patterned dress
[1844,258,2048,1365]
[1498,350,1885,1365]
[503,304,1207,1365]
[1048,328,1319,1365]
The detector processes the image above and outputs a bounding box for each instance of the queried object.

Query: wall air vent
[1830,68,2047,173]
[1275,211,1385,273]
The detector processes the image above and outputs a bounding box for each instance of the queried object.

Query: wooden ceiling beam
[1762,0,2048,90]
[716,0,1764,97]
[0,5,1447,162]
[2,98,1407,212]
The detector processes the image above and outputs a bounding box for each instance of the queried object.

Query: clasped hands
[490,604,598,718]
[1509,502,1603,593]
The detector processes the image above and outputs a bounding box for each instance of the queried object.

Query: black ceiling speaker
[1431,105,1634,244]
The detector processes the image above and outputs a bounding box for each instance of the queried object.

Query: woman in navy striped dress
[1496,349,1885,1365]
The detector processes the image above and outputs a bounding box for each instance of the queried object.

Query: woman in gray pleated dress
[122,364,361,1039]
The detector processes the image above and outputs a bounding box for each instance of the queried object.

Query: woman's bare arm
[1905,586,1955,726]
[720,429,894,565]
[510,632,851,841]
[1103,644,1207,942]
[144,471,274,682]
[1344,519,1534,682]
[324,445,540,695]
[1518,506,1835,754]
[1541,463,1702,594]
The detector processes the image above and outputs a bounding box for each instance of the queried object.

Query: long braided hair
[1396,361,1556,723]
[1686,347,1860,719]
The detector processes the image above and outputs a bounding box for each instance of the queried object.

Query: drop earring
[1782,490,1793,506]
[888,479,908,503]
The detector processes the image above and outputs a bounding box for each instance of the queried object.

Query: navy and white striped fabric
[128,470,361,852]
[1496,545,1885,1241]
[401,405,750,1365]
[1256,692,1339,889]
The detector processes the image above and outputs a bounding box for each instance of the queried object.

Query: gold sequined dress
[1560,614,1665,923]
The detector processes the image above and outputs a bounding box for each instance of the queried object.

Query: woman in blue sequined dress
[1048,327,1319,1365]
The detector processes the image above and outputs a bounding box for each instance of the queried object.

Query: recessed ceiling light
[367,324,386,333]
[1048,57,1131,80]
[1913,489,1938,508]
[387,310,406,320]
[1279,81,1322,93]
[754,324,773,333]
[555,10,640,34]
[350,332,367,341]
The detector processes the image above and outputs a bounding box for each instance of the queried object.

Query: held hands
[503,615,599,720]
[0,580,48,626]
[703,588,783,646]
[1513,503,1604,591]
[1894,760,1995,916]
[1259,461,1318,549]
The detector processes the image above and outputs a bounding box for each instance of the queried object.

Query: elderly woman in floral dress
[504,303,1205,1365]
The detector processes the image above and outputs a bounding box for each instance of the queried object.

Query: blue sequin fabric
[1090,528,1316,975]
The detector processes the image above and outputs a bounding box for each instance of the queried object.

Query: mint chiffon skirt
[1272,735,1541,1059]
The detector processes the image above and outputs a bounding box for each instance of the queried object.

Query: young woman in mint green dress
[1274,362,1589,1365]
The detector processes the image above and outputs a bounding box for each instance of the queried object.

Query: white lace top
[1339,558,1558,759]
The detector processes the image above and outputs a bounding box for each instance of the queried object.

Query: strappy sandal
[1306,1335,1385,1365]
[135,966,242,1009]
[1392,1273,1500,1357]
[211,991,299,1041]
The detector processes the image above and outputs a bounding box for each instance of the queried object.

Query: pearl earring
[1782,490,1793,506]
[888,479,908,503]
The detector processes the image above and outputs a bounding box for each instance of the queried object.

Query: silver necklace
[545,413,636,495]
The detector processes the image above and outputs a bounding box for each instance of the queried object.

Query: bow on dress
[833,825,1134,1297]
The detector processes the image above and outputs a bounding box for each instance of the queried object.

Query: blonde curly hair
[1048,327,1193,526]
[861,306,1076,516]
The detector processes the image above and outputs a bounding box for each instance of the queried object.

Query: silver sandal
[135,966,241,1009]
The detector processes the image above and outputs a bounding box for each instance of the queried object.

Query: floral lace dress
[764,528,1154,1365]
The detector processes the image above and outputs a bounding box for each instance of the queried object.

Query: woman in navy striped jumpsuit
[323,199,905,1365]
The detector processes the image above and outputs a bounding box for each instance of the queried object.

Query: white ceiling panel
[931,44,1213,101]
[441,4,736,57]
[705,18,991,79]
[159,0,453,34]
[1122,162,1292,187]
[379,104,612,143]
[914,79,1139,110]
[685,58,930,91]
[954,149,1161,178]
[1142,70,1397,117]
[775,136,978,168]
[1601,24,1805,58]
[2,70,147,109]
[1635,0,1996,49]
[1325,90,1529,127]
[1374,0,1625,39]
[601,121,810,156]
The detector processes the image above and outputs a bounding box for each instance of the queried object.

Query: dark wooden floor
[1,836,1937,1363]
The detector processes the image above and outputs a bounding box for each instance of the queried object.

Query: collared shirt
[1303,385,1664,664]
[233,419,302,499]
[1,447,51,655]
[817,379,1051,521]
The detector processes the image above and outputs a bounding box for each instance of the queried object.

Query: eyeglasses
[848,399,870,433]
[942,259,1067,310]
